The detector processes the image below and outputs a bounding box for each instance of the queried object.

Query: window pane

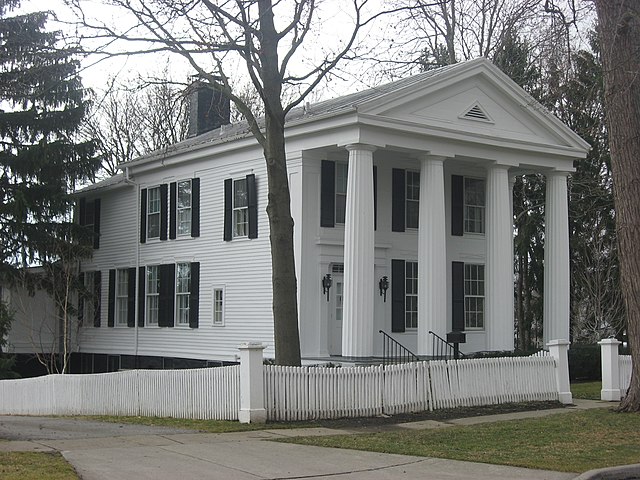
[177,180,191,208]
[176,263,191,293]
[148,213,160,238]
[234,179,248,208]
[336,163,348,195]
[213,289,223,325]
[234,208,248,237]
[335,194,346,224]
[406,201,419,229]
[148,187,161,214]
[178,209,191,235]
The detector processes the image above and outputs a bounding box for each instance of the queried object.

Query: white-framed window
[147,186,161,239]
[464,263,485,329]
[335,162,348,224]
[233,178,248,237]
[177,179,192,236]
[213,287,224,326]
[464,177,485,234]
[146,265,160,326]
[176,262,191,325]
[405,261,418,329]
[83,271,96,323]
[116,269,128,326]
[406,170,420,229]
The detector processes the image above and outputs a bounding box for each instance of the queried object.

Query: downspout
[124,166,140,362]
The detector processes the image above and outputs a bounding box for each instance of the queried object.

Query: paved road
[0,415,577,480]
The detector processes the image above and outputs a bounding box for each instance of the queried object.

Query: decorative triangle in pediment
[461,102,492,122]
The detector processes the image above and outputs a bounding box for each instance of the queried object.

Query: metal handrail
[428,330,466,360]
[379,330,419,367]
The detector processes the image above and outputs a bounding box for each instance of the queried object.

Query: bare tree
[64,0,396,365]
[592,0,640,411]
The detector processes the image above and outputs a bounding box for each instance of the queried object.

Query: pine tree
[0,0,100,280]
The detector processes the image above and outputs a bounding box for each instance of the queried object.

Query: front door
[328,267,344,356]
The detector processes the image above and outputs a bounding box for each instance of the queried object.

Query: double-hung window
[177,180,192,236]
[146,265,160,326]
[233,179,248,237]
[116,269,129,326]
[176,263,191,325]
[464,263,485,329]
[335,162,348,224]
[147,187,161,239]
[464,177,485,234]
[405,261,418,329]
[213,288,224,325]
[406,171,419,229]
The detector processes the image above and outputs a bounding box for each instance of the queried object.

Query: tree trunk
[594,0,640,411]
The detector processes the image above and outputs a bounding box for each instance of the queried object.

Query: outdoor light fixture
[379,276,389,302]
[322,273,332,301]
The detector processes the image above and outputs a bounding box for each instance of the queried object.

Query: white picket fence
[264,357,558,421]
[0,366,240,420]
[620,355,632,393]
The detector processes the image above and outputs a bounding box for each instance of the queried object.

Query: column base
[601,389,621,402]
[558,392,573,405]
[239,408,267,424]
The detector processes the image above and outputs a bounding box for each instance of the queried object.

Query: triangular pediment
[355,59,589,152]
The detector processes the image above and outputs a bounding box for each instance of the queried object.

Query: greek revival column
[342,144,376,357]
[543,171,570,345]
[417,155,447,356]
[486,164,514,351]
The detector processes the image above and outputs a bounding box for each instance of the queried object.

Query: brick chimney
[187,77,231,137]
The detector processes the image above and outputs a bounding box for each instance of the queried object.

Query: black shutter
[93,198,101,249]
[94,271,101,327]
[140,189,148,244]
[138,266,145,327]
[77,272,85,325]
[224,178,233,241]
[159,263,175,327]
[169,182,177,240]
[452,261,465,331]
[320,160,335,227]
[160,184,168,241]
[191,177,200,238]
[127,267,136,327]
[392,169,406,232]
[189,262,200,328]
[391,259,406,333]
[247,174,258,239]
[373,166,378,231]
[107,269,115,327]
[78,197,87,226]
[451,175,464,236]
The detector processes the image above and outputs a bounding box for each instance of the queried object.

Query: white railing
[0,366,240,420]
[264,357,558,421]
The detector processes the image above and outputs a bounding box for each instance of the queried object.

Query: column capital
[419,153,448,163]
[546,170,570,179]
[345,143,377,153]
[487,163,511,172]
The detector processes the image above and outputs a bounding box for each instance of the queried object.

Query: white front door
[328,270,344,356]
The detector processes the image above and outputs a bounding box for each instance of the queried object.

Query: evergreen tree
[0,0,100,281]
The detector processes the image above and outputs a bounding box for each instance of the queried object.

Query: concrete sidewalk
[0,400,613,480]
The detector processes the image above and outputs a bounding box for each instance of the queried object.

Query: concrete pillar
[486,164,514,351]
[342,144,376,357]
[547,339,573,404]
[417,155,447,355]
[599,338,622,401]
[238,342,266,423]
[543,171,570,345]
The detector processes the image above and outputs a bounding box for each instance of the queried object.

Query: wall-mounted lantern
[322,273,332,301]
[379,275,389,302]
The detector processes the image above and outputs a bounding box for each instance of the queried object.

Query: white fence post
[238,342,266,423]
[547,339,573,404]
[598,338,622,401]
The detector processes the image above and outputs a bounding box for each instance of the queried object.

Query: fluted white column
[486,164,514,351]
[543,171,570,345]
[417,155,447,356]
[342,144,376,357]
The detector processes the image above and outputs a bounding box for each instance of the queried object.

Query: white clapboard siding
[0,366,240,420]
[620,355,632,394]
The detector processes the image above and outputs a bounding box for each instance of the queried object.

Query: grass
[0,452,79,480]
[279,409,640,473]
[572,381,601,400]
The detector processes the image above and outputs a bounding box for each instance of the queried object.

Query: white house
[5,58,589,372]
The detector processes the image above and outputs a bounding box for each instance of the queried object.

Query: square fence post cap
[546,339,570,347]
[238,342,266,351]
[598,338,622,345]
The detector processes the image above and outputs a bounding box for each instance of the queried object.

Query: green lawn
[279,409,640,473]
[572,381,601,400]
[0,452,79,480]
